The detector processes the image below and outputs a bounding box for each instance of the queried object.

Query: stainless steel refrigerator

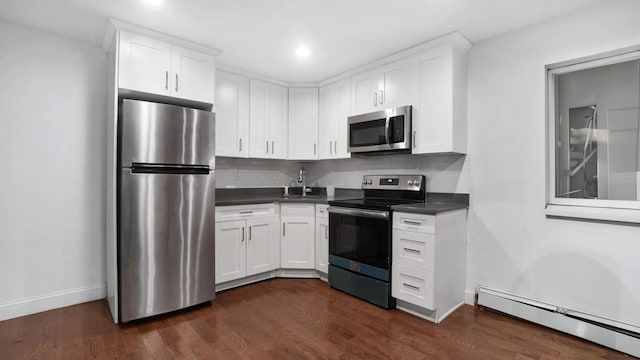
[118,99,216,322]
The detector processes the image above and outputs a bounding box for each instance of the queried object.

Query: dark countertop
[391,192,469,215]
[216,188,469,214]
[215,187,363,206]
[391,202,468,215]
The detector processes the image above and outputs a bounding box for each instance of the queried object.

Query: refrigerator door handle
[130,163,210,175]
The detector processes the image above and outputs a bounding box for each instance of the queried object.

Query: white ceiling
[0,0,606,83]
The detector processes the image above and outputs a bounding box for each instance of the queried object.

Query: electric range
[327,174,426,308]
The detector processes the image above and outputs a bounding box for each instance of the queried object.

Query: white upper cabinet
[288,88,319,160]
[380,59,418,109]
[319,79,351,159]
[215,71,250,158]
[118,31,216,104]
[249,80,270,158]
[318,84,337,159]
[249,80,288,159]
[118,32,172,96]
[335,79,352,158]
[412,42,469,154]
[352,70,381,115]
[171,46,216,103]
[351,60,416,115]
[269,84,288,159]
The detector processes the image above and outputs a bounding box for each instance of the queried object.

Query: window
[546,47,640,222]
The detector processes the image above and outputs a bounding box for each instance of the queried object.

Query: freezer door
[119,170,216,322]
[120,99,215,168]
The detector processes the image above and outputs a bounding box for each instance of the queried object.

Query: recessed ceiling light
[296,46,311,58]
[141,0,162,6]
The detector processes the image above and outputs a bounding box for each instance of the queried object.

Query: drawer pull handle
[404,220,421,226]
[239,211,253,215]
[403,283,420,291]
[403,248,420,254]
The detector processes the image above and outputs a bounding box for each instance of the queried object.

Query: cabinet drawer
[281,204,315,217]
[315,204,329,219]
[392,229,434,272]
[392,265,434,310]
[393,212,435,234]
[216,204,278,221]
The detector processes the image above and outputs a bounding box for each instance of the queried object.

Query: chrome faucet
[298,167,311,196]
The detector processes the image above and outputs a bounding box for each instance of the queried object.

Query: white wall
[467,0,640,327]
[0,20,107,320]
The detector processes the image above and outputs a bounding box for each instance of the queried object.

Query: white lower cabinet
[215,220,246,283]
[315,204,329,274]
[215,204,280,284]
[280,204,315,269]
[393,264,435,310]
[391,209,466,323]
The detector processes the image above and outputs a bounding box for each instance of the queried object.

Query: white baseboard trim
[464,290,476,305]
[0,284,106,321]
[477,287,640,357]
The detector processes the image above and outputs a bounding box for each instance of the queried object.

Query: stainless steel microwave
[347,105,412,154]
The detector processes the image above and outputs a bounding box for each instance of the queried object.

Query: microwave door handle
[384,116,391,144]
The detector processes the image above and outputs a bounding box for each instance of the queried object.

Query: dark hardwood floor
[0,279,632,359]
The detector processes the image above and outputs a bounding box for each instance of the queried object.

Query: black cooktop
[328,197,424,211]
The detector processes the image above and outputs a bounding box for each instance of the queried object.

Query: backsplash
[216,154,470,193]
[215,157,301,188]
[307,154,470,193]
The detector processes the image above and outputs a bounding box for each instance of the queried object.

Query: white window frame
[545,46,640,223]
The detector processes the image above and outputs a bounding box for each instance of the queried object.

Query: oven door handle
[328,206,389,220]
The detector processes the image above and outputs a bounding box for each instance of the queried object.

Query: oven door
[328,206,391,281]
[348,105,411,153]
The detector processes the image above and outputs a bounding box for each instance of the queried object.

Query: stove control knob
[408,180,414,185]
[367,180,373,185]
[362,180,367,185]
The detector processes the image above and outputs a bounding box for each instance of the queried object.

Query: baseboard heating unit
[476,287,640,357]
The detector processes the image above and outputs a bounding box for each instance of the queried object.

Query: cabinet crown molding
[102,18,222,57]
[318,31,472,87]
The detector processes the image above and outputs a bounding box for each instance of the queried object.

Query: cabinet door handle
[266,141,269,154]
[404,220,422,226]
[403,283,420,291]
[239,138,243,152]
[314,143,317,155]
[325,225,328,240]
[373,92,377,107]
[249,226,252,240]
[282,223,286,236]
[334,140,337,154]
[241,227,245,242]
[329,141,333,155]
[165,71,169,90]
[175,74,179,92]
[272,141,274,154]
[403,248,420,254]
[379,90,384,105]
[413,131,417,148]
